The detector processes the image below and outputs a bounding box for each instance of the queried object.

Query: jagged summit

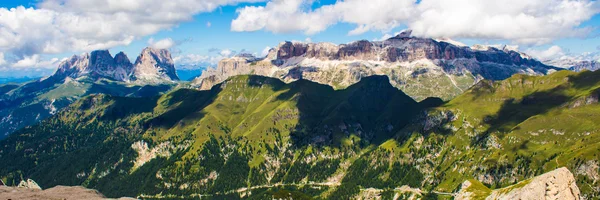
[131,47,179,82]
[389,29,413,39]
[53,50,133,82]
[52,47,179,83]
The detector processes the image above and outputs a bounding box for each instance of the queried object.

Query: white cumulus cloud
[12,54,61,69]
[0,53,6,66]
[220,49,234,57]
[0,0,266,69]
[525,46,566,61]
[148,38,176,49]
[174,48,243,69]
[232,0,600,44]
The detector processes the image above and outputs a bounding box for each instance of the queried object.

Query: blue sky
[1,0,599,78]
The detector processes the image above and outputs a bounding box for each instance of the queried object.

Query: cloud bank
[0,0,265,68]
[232,0,600,44]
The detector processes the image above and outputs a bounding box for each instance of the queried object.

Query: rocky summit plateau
[193,31,558,101]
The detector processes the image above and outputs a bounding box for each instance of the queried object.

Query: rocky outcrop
[52,47,179,83]
[456,167,581,200]
[191,55,273,90]
[131,140,190,171]
[53,50,134,82]
[16,179,41,190]
[131,47,180,82]
[0,185,135,200]
[193,31,558,101]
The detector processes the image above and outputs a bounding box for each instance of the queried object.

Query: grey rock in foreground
[456,167,581,200]
[0,185,135,200]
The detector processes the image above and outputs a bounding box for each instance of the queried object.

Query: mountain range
[193,31,558,101]
[0,33,563,140]
[1,33,598,199]
[0,47,179,139]
[545,58,600,72]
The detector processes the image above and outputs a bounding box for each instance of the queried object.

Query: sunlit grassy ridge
[385,69,600,198]
[1,71,600,199]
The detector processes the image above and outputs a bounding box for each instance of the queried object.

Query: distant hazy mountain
[0,77,42,85]
[193,30,559,101]
[0,47,180,139]
[545,58,600,72]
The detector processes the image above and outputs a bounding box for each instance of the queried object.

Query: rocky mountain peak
[51,48,179,83]
[54,50,134,82]
[131,47,179,82]
[89,50,113,66]
[391,30,413,39]
[114,52,131,65]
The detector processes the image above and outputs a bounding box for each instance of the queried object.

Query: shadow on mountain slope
[279,75,424,149]
[146,87,222,130]
[568,70,600,90]
[483,88,570,134]
[84,81,173,98]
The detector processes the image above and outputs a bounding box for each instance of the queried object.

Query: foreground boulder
[17,179,41,190]
[457,167,581,200]
[0,185,135,200]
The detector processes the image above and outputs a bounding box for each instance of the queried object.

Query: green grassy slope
[0,77,174,139]
[381,70,600,198]
[0,75,430,198]
[1,71,600,199]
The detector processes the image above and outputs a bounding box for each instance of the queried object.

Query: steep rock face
[269,33,547,69]
[53,50,134,82]
[131,47,179,82]
[193,31,557,100]
[192,55,273,90]
[52,48,179,83]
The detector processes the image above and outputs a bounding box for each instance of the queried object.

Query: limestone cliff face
[193,31,558,101]
[52,48,179,83]
[456,167,581,200]
[53,50,133,82]
[192,55,274,90]
[131,47,179,82]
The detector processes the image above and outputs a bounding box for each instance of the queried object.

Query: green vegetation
[0,76,175,139]
[2,70,600,199]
